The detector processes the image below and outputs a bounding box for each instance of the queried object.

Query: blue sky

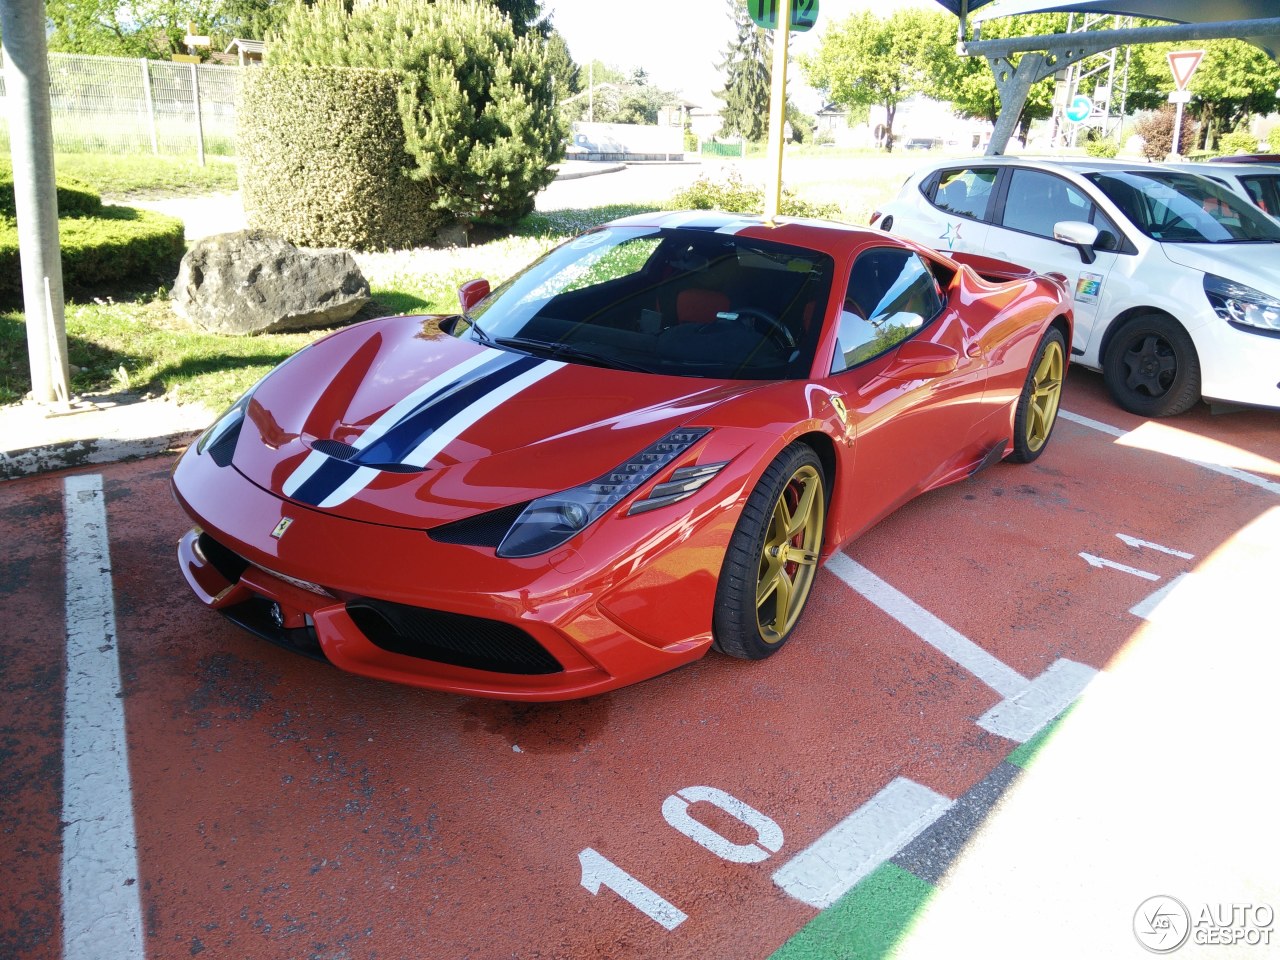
[542,0,939,109]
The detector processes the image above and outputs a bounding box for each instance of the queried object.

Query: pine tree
[715,0,773,142]
[271,0,565,227]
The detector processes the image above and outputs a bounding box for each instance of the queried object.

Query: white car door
[981,167,1124,355]
[893,164,996,258]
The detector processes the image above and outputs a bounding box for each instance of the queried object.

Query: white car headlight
[1204,274,1280,334]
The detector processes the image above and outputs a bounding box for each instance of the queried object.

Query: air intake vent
[347,599,562,675]
[428,502,531,548]
[312,438,358,460]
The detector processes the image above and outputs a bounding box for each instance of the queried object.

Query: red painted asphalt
[2,368,1277,959]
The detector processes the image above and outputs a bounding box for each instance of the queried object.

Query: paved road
[2,370,1277,959]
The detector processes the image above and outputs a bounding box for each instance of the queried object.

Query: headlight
[496,428,712,559]
[195,389,254,466]
[1204,274,1280,334]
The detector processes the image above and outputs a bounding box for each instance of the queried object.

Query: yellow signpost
[750,0,817,221]
[762,0,791,222]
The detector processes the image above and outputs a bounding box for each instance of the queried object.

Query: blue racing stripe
[290,456,365,507]
[353,352,543,468]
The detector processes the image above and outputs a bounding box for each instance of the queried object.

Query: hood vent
[309,437,425,474]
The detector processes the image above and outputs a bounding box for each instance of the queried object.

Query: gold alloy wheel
[755,464,824,644]
[1026,338,1064,453]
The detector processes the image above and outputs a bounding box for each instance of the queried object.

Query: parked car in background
[171,211,1072,701]
[1213,154,1280,164]
[872,157,1280,416]
[1170,160,1280,223]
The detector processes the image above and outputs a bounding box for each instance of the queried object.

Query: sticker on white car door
[1074,272,1104,304]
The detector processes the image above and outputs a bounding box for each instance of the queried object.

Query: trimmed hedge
[0,169,102,218]
[238,65,443,250]
[0,168,185,299]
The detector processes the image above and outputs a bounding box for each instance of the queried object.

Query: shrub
[238,65,442,250]
[1133,106,1199,162]
[0,168,184,299]
[1219,129,1260,155]
[1084,138,1120,159]
[270,0,565,230]
[665,170,841,220]
[0,166,102,218]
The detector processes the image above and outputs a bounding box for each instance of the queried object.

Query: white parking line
[1059,408,1280,497]
[772,777,953,909]
[825,554,1028,699]
[826,554,1096,743]
[62,475,145,960]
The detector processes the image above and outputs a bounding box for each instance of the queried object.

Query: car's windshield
[1084,170,1280,243]
[451,226,834,380]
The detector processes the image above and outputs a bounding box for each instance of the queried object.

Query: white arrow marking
[1115,534,1195,560]
[1079,552,1160,581]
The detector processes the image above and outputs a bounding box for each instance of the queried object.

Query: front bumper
[172,451,753,701]
[1191,319,1280,410]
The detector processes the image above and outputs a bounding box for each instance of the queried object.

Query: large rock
[173,230,370,335]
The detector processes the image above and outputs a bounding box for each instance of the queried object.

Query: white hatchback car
[873,157,1280,416]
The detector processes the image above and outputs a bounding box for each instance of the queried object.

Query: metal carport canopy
[929,0,1280,154]
[933,0,1279,20]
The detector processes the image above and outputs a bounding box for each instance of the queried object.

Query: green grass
[49,154,240,198]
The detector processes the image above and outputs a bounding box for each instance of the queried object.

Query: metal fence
[0,52,239,160]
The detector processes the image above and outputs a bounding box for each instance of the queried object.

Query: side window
[929,167,999,221]
[1239,175,1279,215]
[832,249,944,374]
[1001,169,1094,238]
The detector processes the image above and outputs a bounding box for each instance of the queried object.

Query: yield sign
[1167,50,1204,91]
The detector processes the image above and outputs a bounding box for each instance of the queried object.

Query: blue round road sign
[1065,94,1093,124]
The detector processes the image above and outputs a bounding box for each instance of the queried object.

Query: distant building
[224,38,265,66]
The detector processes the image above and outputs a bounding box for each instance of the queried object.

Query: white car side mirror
[1053,220,1100,265]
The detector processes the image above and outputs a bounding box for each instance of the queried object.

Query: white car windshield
[1084,170,1280,243]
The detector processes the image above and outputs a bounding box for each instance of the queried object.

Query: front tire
[1009,327,1066,463]
[1102,314,1200,417]
[713,443,826,660]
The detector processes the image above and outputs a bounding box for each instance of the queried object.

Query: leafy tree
[44,0,221,57]
[800,9,944,151]
[560,60,677,125]
[271,0,565,227]
[921,13,1068,127]
[716,0,772,142]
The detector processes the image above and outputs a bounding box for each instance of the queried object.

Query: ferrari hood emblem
[271,517,293,539]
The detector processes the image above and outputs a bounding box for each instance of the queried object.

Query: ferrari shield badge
[271,517,293,540]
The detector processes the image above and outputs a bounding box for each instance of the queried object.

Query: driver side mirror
[458,278,491,314]
[1053,221,1099,265]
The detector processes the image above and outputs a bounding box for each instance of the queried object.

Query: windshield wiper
[463,316,498,346]
[493,336,653,373]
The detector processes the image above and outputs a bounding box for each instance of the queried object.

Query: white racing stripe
[61,474,146,960]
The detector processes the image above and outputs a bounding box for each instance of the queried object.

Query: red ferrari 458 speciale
[172,211,1072,700]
